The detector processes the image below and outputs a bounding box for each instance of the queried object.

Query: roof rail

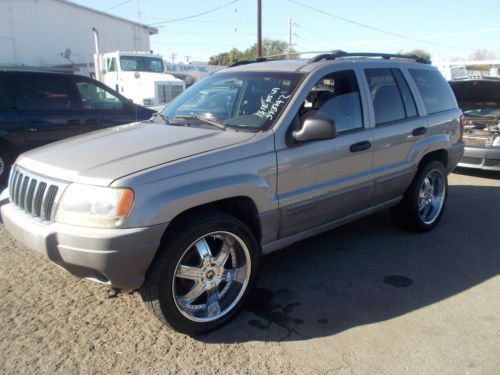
[228,57,268,68]
[308,50,430,64]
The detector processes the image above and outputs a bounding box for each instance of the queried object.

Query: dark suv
[0,70,155,183]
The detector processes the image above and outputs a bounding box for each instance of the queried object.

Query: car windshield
[119,56,164,73]
[161,71,304,131]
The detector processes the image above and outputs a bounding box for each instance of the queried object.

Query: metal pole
[288,17,292,59]
[257,0,262,58]
[92,27,101,81]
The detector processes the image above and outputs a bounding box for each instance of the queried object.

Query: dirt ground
[1,169,499,374]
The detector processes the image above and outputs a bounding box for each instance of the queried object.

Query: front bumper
[1,202,168,289]
[458,146,500,171]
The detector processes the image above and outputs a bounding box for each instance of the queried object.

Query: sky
[71,0,500,63]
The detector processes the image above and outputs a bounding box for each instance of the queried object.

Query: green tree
[208,39,297,65]
[399,49,432,63]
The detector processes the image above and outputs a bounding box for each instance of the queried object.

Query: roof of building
[60,0,158,35]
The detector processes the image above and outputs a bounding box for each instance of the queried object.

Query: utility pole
[184,56,191,64]
[257,0,262,58]
[288,17,292,59]
[171,53,177,64]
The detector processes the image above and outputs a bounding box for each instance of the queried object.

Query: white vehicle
[94,51,185,106]
[435,64,468,81]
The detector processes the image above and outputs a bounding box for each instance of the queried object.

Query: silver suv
[1,52,464,334]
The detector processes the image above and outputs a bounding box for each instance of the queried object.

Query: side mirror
[292,117,338,143]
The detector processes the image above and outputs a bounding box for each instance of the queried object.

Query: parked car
[0,70,155,184]
[1,52,464,335]
[449,78,500,170]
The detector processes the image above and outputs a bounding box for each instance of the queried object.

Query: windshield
[161,71,304,131]
[119,56,164,73]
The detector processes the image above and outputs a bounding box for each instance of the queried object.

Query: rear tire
[140,211,259,335]
[391,161,448,232]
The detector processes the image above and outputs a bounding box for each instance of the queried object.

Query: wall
[0,0,151,67]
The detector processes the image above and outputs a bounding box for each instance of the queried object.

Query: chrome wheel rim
[172,231,251,323]
[417,169,446,225]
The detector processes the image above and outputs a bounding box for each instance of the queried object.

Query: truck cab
[95,51,185,106]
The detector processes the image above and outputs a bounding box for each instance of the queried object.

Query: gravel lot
[1,169,499,374]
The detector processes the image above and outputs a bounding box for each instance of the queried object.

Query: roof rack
[228,57,268,68]
[308,50,429,64]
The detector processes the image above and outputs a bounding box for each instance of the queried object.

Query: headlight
[55,184,134,228]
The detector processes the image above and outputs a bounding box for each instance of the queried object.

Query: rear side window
[0,77,16,109]
[409,69,455,114]
[365,68,406,125]
[392,69,418,118]
[16,75,77,110]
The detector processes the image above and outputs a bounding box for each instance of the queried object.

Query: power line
[105,0,133,12]
[288,0,478,52]
[149,0,240,25]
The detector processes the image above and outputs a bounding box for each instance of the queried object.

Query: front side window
[365,68,406,125]
[161,72,304,131]
[107,58,116,72]
[16,76,76,110]
[298,70,363,133]
[75,80,123,110]
[119,56,164,73]
[409,69,455,114]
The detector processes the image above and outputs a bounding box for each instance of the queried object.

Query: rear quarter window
[409,69,456,114]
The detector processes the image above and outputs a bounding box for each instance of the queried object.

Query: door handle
[349,140,371,153]
[26,127,38,132]
[412,127,427,136]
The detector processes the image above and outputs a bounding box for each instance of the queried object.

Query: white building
[0,0,157,74]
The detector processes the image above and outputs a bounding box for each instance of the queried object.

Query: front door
[276,69,374,238]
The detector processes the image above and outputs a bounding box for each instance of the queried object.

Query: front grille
[484,159,500,167]
[157,83,184,104]
[460,156,482,165]
[8,166,67,223]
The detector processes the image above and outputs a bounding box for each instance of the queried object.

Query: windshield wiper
[149,112,170,124]
[174,115,228,131]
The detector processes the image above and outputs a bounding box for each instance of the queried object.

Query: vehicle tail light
[459,114,465,142]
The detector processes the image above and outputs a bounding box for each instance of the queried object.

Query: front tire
[391,161,448,232]
[0,147,12,186]
[140,211,259,335]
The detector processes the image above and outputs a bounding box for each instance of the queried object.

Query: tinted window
[299,70,363,133]
[409,69,455,114]
[392,69,417,118]
[0,77,16,109]
[75,80,123,110]
[365,69,405,125]
[16,75,76,110]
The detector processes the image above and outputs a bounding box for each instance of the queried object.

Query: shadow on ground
[453,167,500,180]
[201,183,500,343]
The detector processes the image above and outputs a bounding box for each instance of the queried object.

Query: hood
[17,123,256,186]
[450,79,500,110]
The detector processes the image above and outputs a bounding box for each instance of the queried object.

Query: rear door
[0,75,23,150]
[13,73,85,151]
[276,68,374,238]
[362,67,426,205]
